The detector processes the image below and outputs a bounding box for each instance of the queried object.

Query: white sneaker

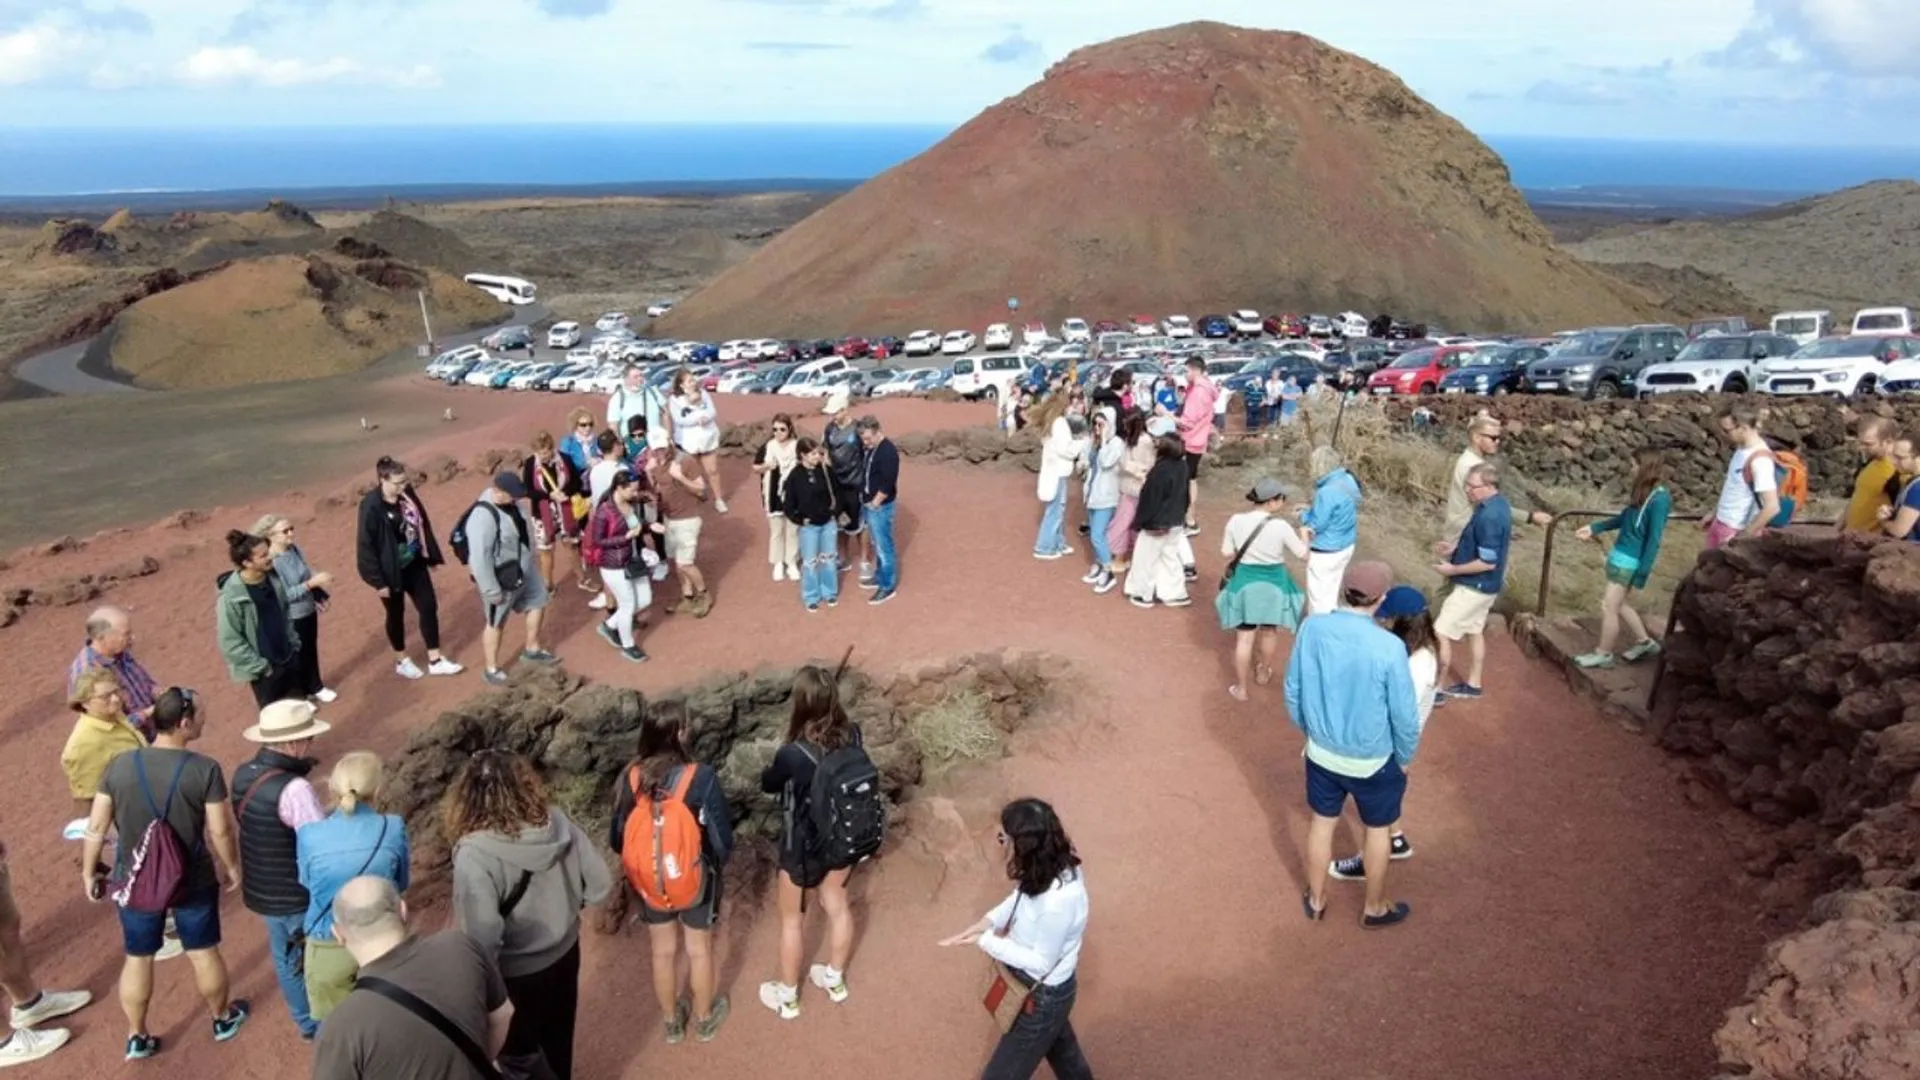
[808,964,849,1005]
[427,657,464,677]
[1080,566,1103,584]
[785,563,800,581]
[313,687,338,704]
[772,564,786,582]
[758,981,799,1020]
[588,592,610,610]
[0,1027,71,1067]
[651,562,671,582]
[395,657,425,680]
[156,935,184,961]
[10,989,90,1030]
[715,498,729,514]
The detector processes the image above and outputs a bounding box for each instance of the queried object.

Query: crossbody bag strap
[1224,516,1274,579]
[995,892,1065,987]
[354,818,391,879]
[236,767,287,825]
[354,977,502,1080]
[498,869,535,918]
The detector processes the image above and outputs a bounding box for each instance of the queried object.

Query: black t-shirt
[248,579,292,665]
[758,727,865,854]
[102,747,227,896]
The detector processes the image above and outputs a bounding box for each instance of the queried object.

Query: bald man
[67,607,162,735]
[313,877,512,1080]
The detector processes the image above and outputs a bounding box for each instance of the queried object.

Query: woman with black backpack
[756,665,870,1020]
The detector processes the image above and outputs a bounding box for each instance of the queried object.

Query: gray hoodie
[450,806,614,978]
[463,490,537,600]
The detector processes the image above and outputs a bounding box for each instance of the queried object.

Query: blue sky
[3,0,1917,144]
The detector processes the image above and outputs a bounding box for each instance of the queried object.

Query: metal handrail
[1535,509,1839,616]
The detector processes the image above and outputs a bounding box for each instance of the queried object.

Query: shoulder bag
[354,976,503,1080]
[1218,516,1273,592]
[980,895,1062,1033]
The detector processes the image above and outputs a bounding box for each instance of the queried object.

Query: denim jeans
[1086,506,1114,569]
[980,975,1093,1080]
[867,500,898,592]
[262,912,317,1037]
[1035,485,1069,555]
[798,522,839,607]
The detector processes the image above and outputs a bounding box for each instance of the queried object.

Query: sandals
[1255,663,1274,686]
[1301,890,1325,922]
[1228,684,1249,702]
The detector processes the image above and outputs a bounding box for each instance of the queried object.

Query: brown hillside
[661,21,1661,339]
[106,252,500,389]
[1569,180,1920,317]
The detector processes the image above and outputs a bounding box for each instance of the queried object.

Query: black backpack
[800,740,885,868]
[447,501,496,567]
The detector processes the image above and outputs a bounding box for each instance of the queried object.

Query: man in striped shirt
[66,607,160,737]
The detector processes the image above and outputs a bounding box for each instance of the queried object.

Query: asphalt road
[11,301,551,397]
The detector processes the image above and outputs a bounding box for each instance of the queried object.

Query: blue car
[442,359,481,385]
[1437,344,1547,396]
[488,365,520,389]
[1199,314,1233,339]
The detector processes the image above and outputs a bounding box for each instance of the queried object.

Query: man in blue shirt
[1432,462,1513,702]
[1284,560,1421,929]
[857,416,900,606]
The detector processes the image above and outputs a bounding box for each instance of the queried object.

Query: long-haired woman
[1105,409,1152,578]
[523,431,584,595]
[1574,447,1673,668]
[606,704,735,1044]
[756,413,802,580]
[218,529,302,707]
[251,514,336,704]
[296,751,410,1021]
[756,666,863,1020]
[1034,412,1088,560]
[1330,586,1436,879]
[668,368,728,513]
[1124,429,1192,608]
[938,798,1093,1080]
[783,438,841,611]
[355,456,460,679]
[1082,407,1124,593]
[587,468,653,663]
[446,751,614,1080]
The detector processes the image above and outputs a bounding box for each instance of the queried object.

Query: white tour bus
[463,273,538,305]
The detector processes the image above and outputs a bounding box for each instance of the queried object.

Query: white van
[463,273,537,305]
[1336,312,1370,338]
[779,356,851,395]
[1852,307,1916,336]
[1770,310,1831,347]
[949,354,1035,401]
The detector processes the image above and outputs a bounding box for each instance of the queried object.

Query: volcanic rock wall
[1654,532,1920,1079]
[1394,395,1920,509]
[384,653,1057,904]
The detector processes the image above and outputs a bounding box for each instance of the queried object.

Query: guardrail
[1535,509,1839,617]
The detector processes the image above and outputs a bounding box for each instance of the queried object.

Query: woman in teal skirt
[1217,477,1311,701]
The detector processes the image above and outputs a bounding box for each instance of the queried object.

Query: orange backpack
[620,764,705,911]
[1745,448,1808,526]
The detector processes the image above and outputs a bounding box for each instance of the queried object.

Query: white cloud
[0,25,63,85]
[177,45,356,86]
[1737,0,1920,77]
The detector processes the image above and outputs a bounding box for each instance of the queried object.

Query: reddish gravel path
[0,383,1772,1079]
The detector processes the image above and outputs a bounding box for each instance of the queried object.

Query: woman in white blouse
[940,799,1093,1080]
[1216,476,1311,702]
[754,413,801,580]
[668,368,728,513]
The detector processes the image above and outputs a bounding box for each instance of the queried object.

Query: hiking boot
[758,981,800,1021]
[808,964,850,1005]
[10,989,91,1030]
[124,1034,160,1061]
[663,999,689,1044]
[691,592,714,618]
[395,657,425,680]
[1573,651,1615,669]
[211,1000,250,1043]
[1622,638,1663,662]
[0,1027,71,1066]
[693,995,730,1042]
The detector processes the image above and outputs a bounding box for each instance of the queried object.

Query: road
[10,301,551,396]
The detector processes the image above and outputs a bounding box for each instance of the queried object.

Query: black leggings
[500,940,580,1080]
[291,612,323,695]
[381,560,441,654]
[249,661,304,708]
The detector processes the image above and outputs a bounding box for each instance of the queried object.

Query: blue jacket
[1450,493,1514,594]
[1283,610,1422,766]
[298,806,410,939]
[1303,469,1361,552]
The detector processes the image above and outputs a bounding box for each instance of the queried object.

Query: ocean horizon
[3,124,1919,199]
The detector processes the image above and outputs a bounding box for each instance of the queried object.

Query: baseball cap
[1246,477,1290,503]
[822,389,850,415]
[1374,585,1428,620]
[1340,560,1394,605]
[1146,416,1176,438]
[493,471,529,499]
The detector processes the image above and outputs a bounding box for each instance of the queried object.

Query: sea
[2,125,1918,201]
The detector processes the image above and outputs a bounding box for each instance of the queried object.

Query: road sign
[1008,297,1019,312]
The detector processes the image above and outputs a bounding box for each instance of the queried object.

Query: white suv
[1060,318,1091,343]
[983,323,1013,350]
[546,322,581,348]
[903,330,941,356]
[1756,334,1920,397]
[1635,332,1795,396]
[949,354,1036,401]
[1232,310,1262,335]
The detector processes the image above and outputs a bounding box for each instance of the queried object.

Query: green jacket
[215,569,300,682]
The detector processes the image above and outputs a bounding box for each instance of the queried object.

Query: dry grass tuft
[907,690,1000,768]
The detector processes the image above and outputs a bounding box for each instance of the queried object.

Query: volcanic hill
[660,21,1663,339]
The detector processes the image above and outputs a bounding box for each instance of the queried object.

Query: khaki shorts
[1435,585,1498,640]
[0,860,17,931]
[665,517,702,564]
[305,936,359,1021]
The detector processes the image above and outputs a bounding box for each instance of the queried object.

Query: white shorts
[1304,547,1354,617]
[1435,585,1498,639]
[675,428,720,455]
[665,517,702,564]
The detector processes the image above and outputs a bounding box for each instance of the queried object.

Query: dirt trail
[0,391,1770,1079]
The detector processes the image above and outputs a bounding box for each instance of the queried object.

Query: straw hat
[243,699,332,744]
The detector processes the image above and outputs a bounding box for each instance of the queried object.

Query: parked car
[1852,307,1917,336]
[1222,354,1320,409]
[1769,310,1832,348]
[1877,355,1920,396]
[546,362,595,392]
[717,340,749,362]
[1687,316,1750,339]
[781,356,854,395]
[488,363,526,389]
[1367,346,1473,396]
[546,322,581,349]
[1262,314,1306,338]
[1436,344,1548,396]
[1321,339,1389,376]
[741,364,799,394]
[595,312,631,332]
[872,367,944,397]
[484,325,533,352]
[1128,315,1158,336]
[1522,324,1686,399]
[1022,322,1054,347]
[871,336,904,359]
[1231,310,1263,336]
[1636,332,1798,396]
[834,337,871,359]
[1756,334,1920,397]
[949,353,1039,401]
[645,301,674,318]
[983,323,1014,350]
[1335,312,1370,339]
[941,330,977,355]
[1060,318,1092,343]
[1164,315,1194,338]
[1198,314,1233,339]
[1305,314,1335,338]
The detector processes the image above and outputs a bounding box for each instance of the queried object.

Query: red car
[1366,345,1473,396]
[1264,314,1306,338]
[1092,319,1125,335]
[835,337,871,359]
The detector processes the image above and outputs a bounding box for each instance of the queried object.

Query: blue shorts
[119,889,221,957]
[1305,757,1407,828]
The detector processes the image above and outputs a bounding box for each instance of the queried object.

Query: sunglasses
[577,421,593,429]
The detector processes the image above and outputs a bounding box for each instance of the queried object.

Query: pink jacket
[1177,377,1217,454]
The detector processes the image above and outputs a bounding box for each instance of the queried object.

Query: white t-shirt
[1221,510,1309,566]
[1409,646,1438,731]
[1714,446,1777,529]
[668,390,719,452]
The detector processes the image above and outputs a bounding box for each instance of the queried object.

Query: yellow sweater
[61,712,147,800]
